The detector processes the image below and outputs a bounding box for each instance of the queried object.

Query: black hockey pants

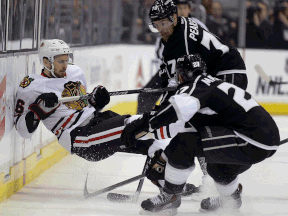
[70,110,153,162]
[165,126,277,185]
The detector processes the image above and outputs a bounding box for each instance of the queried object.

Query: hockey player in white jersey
[14,39,154,162]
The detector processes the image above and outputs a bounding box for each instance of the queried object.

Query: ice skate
[140,191,181,216]
[200,183,242,212]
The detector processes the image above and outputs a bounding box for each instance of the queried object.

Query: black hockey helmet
[176,54,206,83]
[149,0,178,32]
[174,0,189,5]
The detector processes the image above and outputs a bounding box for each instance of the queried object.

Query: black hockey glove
[29,93,60,120]
[146,149,166,188]
[120,112,150,147]
[158,63,168,78]
[88,85,110,110]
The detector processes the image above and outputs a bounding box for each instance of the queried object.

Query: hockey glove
[121,112,150,147]
[88,85,110,110]
[146,149,166,188]
[158,63,168,78]
[29,93,60,120]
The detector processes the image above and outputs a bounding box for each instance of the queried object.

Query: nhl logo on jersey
[61,81,88,110]
[19,76,34,88]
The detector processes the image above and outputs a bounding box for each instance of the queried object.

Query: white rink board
[0,54,56,175]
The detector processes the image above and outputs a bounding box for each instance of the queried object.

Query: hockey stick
[280,138,288,145]
[254,65,288,84]
[83,137,288,200]
[59,87,176,103]
[107,156,150,203]
[84,172,146,199]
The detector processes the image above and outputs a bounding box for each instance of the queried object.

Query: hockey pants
[70,110,154,162]
[163,126,277,188]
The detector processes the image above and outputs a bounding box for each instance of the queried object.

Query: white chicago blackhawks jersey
[14,64,95,152]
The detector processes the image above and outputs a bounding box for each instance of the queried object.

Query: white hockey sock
[165,162,195,185]
[214,176,239,196]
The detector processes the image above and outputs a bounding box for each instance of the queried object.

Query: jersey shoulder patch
[19,76,34,88]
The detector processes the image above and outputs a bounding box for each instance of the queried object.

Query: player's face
[176,68,185,84]
[153,15,177,41]
[177,4,190,17]
[178,74,184,83]
[53,54,69,78]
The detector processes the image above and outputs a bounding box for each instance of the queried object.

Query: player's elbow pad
[168,94,200,122]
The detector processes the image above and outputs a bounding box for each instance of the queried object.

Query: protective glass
[148,19,174,33]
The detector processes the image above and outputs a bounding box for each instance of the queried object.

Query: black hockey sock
[164,181,185,195]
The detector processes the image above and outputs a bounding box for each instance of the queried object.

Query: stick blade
[254,65,271,83]
[107,193,139,203]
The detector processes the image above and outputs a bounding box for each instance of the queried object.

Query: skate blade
[181,193,202,201]
[199,207,240,214]
[199,208,209,213]
[139,208,178,216]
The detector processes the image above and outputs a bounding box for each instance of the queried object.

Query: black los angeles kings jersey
[149,74,280,149]
[162,17,246,80]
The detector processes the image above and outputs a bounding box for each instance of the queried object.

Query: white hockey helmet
[39,39,71,77]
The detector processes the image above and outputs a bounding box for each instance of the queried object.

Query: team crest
[20,76,34,88]
[61,81,88,110]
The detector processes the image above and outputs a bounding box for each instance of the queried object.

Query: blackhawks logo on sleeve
[61,81,88,110]
[20,76,34,88]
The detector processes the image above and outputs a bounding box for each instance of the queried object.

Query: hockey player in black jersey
[138,0,247,113]
[137,0,209,198]
[121,54,280,214]
[137,0,209,114]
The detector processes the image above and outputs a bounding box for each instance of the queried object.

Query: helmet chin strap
[44,64,57,78]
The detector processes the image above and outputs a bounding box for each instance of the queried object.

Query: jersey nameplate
[188,18,199,42]
[201,75,220,86]
[20,76,34,88]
